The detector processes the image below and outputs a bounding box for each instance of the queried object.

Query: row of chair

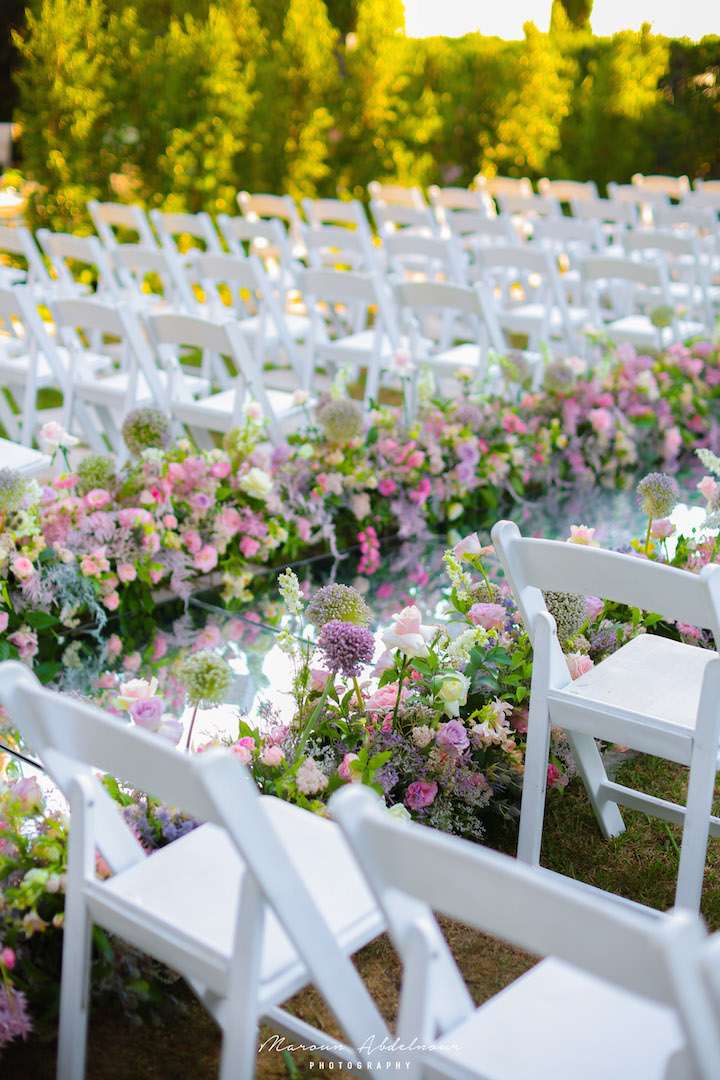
[3,631,720,1079]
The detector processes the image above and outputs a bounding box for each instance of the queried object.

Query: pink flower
[123,652,142,672]
[163,513,178,529]
[152,634,168,660]
[194,545,218,573]
[366,682,406,712]
[383,605,435,658]
[677,621,702,641]
[103,592,120,611]
[216,507,242,535]
[260,745,285,767]
[182,529,202,555]
[239,536,260,558]
[106,634,123,658]
[584,596,604,623]
[96,672,117,690]
[11,556,34,581]
[468,603,506,631]
[547,764,567,790]
[117,563,137,584]
[0,947,16,970]
[567,524,598,546]
[453,532,481,559]
[296,517,312,542]
[8,629,38,660]
[698,476,719,504]
[589,408,613,435]
[566,653,593,680]
[338,752,360,781]
[651,518,675,540]
[404,780,438,811]
[210,460,231,479]
[408,477,432,505]
[310,667,331,691]
[378,478,397,496]
[84,488,111,510]
[11,776,43,810]
[130,697,164,730]
[0,611,8,634]
[436,720,469,754]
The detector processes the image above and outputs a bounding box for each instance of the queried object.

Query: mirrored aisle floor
[3,479,707,784]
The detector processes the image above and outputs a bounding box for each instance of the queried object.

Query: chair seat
[431,958,686,1080]
[548,634,717,759]
[77,368,208,406]
[317,330,395,366]
[92,796,382,1003]
[173,387,309,432]
[0,344,112,387]
[0,437,51,476]
[605,316,704,347]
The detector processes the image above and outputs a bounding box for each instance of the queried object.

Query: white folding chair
[300,267,399,404]
[493,519,720,911]
[623,229,712,329]
[532,217,604,307]
[217,213,301,289]
[538,178,599,203]
[0,437,51,475]
[477,245,587,351]
[112,244,196,313]
[183,251,309,387]
[446,212,519,271]
[632,173,691,201]
[608,182,670,226]
[0,661,387,1080]
[367,180,426,208]
[331,783,720,1080]
[0,285,82,444]
[149,209,221,260]
[475,173,533,202]
[580,254,697,349]
[572,196,638,248]
[371,200,438,237]
[0,224,51,290]
[146,308,306,446]
[497,193,562,234]
[427,185,492,230]
[36,230,118,299]
[384,232,467,285]
[303,224,377,273]
[654,203,719,235]
[237,191,305,253]
[54,297,196,454]
[88,200,157,250]
[394,278,514,392]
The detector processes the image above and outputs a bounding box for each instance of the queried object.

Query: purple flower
[130,696,164,730]
[405,780,438,811]
[0,986,32,1048]
[436,719,470,754]
[318,620,375,678]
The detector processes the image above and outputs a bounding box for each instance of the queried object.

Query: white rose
[239,467,273,501]
[436,672,470,717]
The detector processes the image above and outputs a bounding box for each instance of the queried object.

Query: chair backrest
[653,204,718,234]
[330,782,720,1078]
[538,178,598,202]
[0,660,389,1056]
[36,229,117,296]
[632,173,690,200]
[88,200,157,249]
[0,285,68,418]
[581,253,668,288]
[608,182,671,208]
[475,174,533,198]
[446,211,517,247]
[216,213,298,283]
[303,224,375,272]
[623,229,701,261]
[428,185,489,217]
[0,225,51,287]
[572,197,638,227]
[532,216,604,255]
[384,232,466,285]
[302,197,369,233]
[394,278,505,356]
[371,201,437,236]
[367,181,425,208]
[694,179,720,195]
[497,193,561,220]
[300,266,400,349]
[112,244,195,311]
[236,191,304,247]
[149,210,221,256]
[492,519,720,652]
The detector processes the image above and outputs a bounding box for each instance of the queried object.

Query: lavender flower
[0,986,32,1048]
[307,583,371,628]
[636,472,678,520]
[318,620,375,677]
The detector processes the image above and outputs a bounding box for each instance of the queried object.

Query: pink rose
[182,529,202,555]
[378,478,397,496]
[239,536,260,558]
[106,634,123,658]
[260,745,285,767]
[8,629,38,660]
[698,476,719,504]
[468,603,506,631]
[11,556,34,581]
[194,545,218,573]
[163,514,178,529]
[84,488,111,510]
[217,507,242,535]
[0,947,16,970]
[566,653,593,680]
[117,563,137,583]
[96,672,117,690]
[584,596,604,623]
[338,752,360,781]
[651,518,675,540]
[103,592,120,611]
[366,682,405,712]
[210,460,231,479]
[567,524,597,546]
[383,605,435,658]
[130,697,164,730]
[436,720,469,754]
[589,408,613,435]
[404,780,438,811]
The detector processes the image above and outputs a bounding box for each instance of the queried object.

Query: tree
[13,0,118,229]
[555,0,593,31]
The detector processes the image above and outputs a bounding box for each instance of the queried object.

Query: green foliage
[11,4,720,230]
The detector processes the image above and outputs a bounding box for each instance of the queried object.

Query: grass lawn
[4,752,719,1079]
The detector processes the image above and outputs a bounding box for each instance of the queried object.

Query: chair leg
[566,732,625,840]
[517,704,552,865]
[218,1007,258,1080]
[56,898,92,1080]
[676,760,716,911]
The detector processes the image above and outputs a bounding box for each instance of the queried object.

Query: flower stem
[644,517,653,556]
[294,674,334,762]
[185,703,199,753]
[392,656,409,727]
[353,676,365,711]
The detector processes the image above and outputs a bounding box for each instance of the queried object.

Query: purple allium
[318,620,375,678]
[636,472,678,519]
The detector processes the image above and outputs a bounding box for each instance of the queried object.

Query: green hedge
[10,0,720,232]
